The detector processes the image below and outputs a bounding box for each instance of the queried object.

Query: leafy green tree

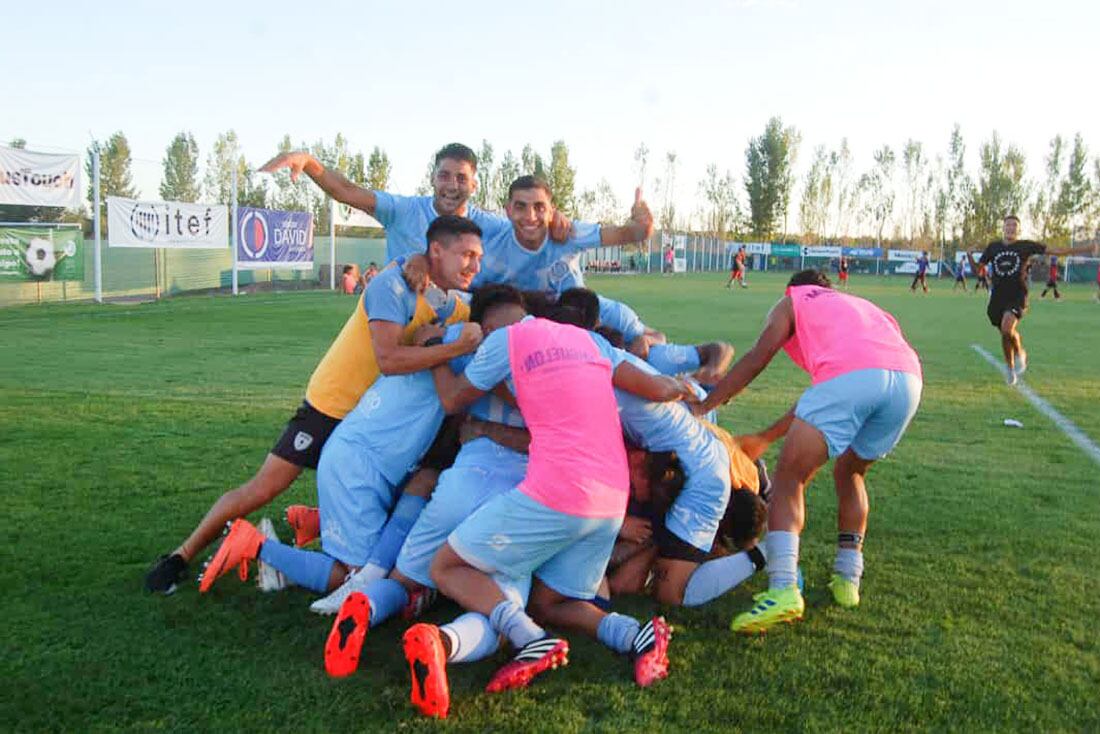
[85,131,137,232]
[744,117,797,240]
[859,145,896,248]
[493,150,521,210]
[366,146,392,191]
[901,139,929,245]
[546,140,576,216]
[1056,134,1092,243]
[472,140,494,209]
[660,151,678,231]
[829,139,855,241]
[799,146,831,243]
[700,164,740,238]
[972,132,1028,243]
[520,144,545,178]
[160,132,200,203]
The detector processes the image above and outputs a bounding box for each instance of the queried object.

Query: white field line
[971,343,1100,468]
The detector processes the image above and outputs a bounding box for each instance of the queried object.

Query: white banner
[0,146,82,209]
[333,201,383,228]
[888,249,925,262]
[802,245,841,257]
[107,197,228,249]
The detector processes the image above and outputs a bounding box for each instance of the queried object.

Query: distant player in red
[725,246,747,289]
[1040,256,1061,300]
[974,260,990,293]
[837,256,850,289]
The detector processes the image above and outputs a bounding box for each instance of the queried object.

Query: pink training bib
[783,286,922,384]
[508,318,629,518]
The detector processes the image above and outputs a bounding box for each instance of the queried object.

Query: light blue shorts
[396,442,528,588]
[316,438,397,567]
[448,487,622,600]
[795,368,922,460]
[647,343,701,376]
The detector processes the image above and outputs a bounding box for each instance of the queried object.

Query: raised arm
[599,188,655,246]
[371,320,481,376]
[612,361,699,403]
[259,151,377,214]
[696,297,795,415]
[430,365,489,415]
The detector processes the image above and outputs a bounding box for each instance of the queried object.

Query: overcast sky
[4,0,1097,222]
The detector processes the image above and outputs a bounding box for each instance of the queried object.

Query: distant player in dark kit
[910,252,930,293]
[837,256,850,289]
[966,214,1093,384]
[726,246,747,289]
[1040,256,1061,300]
[952,259,967,291]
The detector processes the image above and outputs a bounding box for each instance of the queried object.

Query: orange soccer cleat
[485,637,569,693]
[324,592,370,678]
[285,505,320,547]
[402,623,451,718]
[198,519,266,593]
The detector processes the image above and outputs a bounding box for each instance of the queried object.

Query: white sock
[765,531,800,590]
[834,547,864,586]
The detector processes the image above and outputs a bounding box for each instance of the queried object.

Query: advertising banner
[0,146,82,209]
[843,246,883,258]
[107,196,228,249]
[771,244,801,257]
[333,202,383,228]
[236,207,314,270]
[801,245,841,257]
[0,226,84,281]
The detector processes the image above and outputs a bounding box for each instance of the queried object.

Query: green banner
[0,226,84,282]
[771,244,801,257]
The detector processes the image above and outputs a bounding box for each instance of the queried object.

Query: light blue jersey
[472,223,601,295]
[646,343,702,376]
[597,295,646,345]
[372,192,512,264]
[615,353,731,552]
[365,261,463,324]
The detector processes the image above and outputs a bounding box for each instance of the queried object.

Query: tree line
[4,123,1097,250]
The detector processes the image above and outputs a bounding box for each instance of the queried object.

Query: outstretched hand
[258,151,318,183]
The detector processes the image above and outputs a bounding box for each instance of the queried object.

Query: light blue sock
[683,551,759,607]
[258,540,336,593]
[441,613,500,663]
[596,612,641,655]
[489,599,545,649]
[364,578,408,626]
[766,530,800,590]
[366,495,427,571]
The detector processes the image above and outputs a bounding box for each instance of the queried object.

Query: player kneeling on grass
[695,269,923,634]
[400,295,698,718]
[197,323,476,597]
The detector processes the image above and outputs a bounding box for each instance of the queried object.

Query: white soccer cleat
[256,517,290,593]
[1006,370,1018,386]
[310,564,386,615]
[1015,351,1027,376]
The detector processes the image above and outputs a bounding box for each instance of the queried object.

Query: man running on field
[1040,255,1061,300]
[696,269,923,633]
[910,251,930,293]
[726,245,747,289]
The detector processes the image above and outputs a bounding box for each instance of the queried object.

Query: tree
[366,146,392,191]
[660,151,678,231]
[577,178,621,224]
[799,146,831,243]
[944,125,971,246]
[830,139,855,241]
[859,145,896,248]
[160,132,200,203]
[85,131,138,231]
[472,140,494,210]
[744,116,797,240]
[634,142,650,190]
[972,132,1029,243]
[7,138,26,149]
[521,144,545,178]
[901,139,929,245]
[546,140,576,216]
[1056,134,1092,244]
[699,164,739,238]
[493,150,521,209]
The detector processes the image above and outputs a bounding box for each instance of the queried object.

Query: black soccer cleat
[145,553,189,595]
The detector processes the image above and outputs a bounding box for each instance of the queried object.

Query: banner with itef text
[107,197,228,248]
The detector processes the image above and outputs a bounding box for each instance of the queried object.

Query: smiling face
[506,185,554,251]
[429,232,483,291]
[432,158,477,216]
[1003,216,1019,243]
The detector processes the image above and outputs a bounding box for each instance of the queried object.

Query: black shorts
[987,297,1026,327]
[270,401,341,469]
[1045,279,1057,288]
[417,415,463,473]
[655,523,709,564]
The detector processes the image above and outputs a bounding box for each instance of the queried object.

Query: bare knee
[429,543,461,589]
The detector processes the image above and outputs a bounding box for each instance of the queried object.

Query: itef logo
[239,210,270,259]
[129,204,161,241]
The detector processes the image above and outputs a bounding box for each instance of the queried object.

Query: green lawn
[3,273,1098,732]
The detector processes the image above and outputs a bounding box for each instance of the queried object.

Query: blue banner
[842,246,883,258]
[236,207,314,269]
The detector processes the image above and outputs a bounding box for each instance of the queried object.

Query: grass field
[3,272,1098,732]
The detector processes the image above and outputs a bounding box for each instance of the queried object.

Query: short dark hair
[788,268,832,288]
[520,290,556,319]
[434,143,478,171]
[719,489,768,550]
[646,451,685,516]
[469,284,525,325]
[342,265,354,274]
[508,174,553,202]
[558,287,601,329]
[425,215,482,252]
[543,304,588,328]
[1004,213,1020,223]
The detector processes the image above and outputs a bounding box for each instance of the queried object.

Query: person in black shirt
[967,214,1093,384]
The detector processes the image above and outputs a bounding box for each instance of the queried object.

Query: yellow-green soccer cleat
[731,586,805,634]
[828,574,860,608]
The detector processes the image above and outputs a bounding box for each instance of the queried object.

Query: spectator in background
[342,265,359,295]
[361,262,380,290]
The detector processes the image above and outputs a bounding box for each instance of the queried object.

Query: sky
[3,0,1098,226]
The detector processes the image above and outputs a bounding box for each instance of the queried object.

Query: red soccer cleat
[632,616,672,687]
[285,505,320,547]
[324,592,369,678]
[485,637,569,693]
[402,623,450,719]
[198,519,265,593]
[401,586,438,621]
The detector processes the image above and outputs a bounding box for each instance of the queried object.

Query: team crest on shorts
[489,533,511,551]
[293,431,314,452]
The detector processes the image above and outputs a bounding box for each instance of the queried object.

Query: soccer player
[1040,255,1061,300]
[260,143,570,263]
[143,216,483,594]
[974,259,990,293]
[952,260,967,292]
[966,214,1093,383]
[196,323,471,597]
[910,251,930,293]
[726,245,747,288]
[403,303,696,717]
[837,255,850,289]
[695,269,923,633]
